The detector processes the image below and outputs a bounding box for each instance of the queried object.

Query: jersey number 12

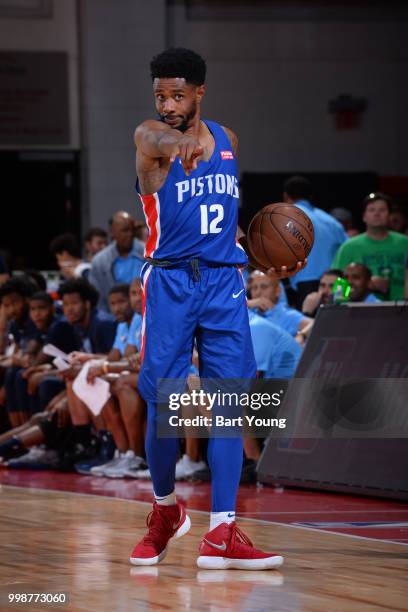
[200,204,224,234]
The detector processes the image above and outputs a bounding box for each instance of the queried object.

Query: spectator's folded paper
[72,360,111,416]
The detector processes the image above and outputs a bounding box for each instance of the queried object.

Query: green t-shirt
[332,231,408,300]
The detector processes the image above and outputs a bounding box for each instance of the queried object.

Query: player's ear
[196,84,205,101]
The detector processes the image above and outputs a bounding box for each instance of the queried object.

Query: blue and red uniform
[136,119,256,510]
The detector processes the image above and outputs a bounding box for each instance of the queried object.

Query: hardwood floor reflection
[0,486,407,611]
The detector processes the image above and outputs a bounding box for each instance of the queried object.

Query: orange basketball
[247,203,314,271]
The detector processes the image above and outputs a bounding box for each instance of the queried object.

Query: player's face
[318,274,338,304]
[363,200,389,229]
[129,280,142,314]
[109,292,131,322]
[250,275,278,302]
[1,293,27,322]
[29,300,53,330]
[344,265,369,301]
[153,78,204,133]
[62,293,88,324]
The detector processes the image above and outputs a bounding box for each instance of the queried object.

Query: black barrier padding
[257,303,408,500]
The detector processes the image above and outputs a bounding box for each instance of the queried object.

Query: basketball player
[130,48,305,570]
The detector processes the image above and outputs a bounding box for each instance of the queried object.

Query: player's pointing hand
[169,134,204,175]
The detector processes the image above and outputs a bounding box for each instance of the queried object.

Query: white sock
[210,511,235,531]
[155,491,176,506]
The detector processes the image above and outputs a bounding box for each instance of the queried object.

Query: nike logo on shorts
[203,538,227,551]
[232,289,244,299]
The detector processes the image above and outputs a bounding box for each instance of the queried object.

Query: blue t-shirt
[363,293,381,304]
[254,302,305,337]
[248,310,301,378]
[126,312,142,351]
[74,310,117,354]
[112,321,131,356]
[113,252,144,284]
[290,200,347,288]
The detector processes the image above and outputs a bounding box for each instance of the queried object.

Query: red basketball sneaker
[197,522,283,570]
[129,502,191,565]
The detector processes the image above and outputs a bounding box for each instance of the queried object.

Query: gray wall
[0,0,80,149]
[79,0,166,227]
[169,3,408,177]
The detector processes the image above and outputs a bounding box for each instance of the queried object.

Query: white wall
[169,5,408,176]
[79,0,166,227]
[0,0,80,148]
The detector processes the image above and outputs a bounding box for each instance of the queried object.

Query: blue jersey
[137,120,247,266]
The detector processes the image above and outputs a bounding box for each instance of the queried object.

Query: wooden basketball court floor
[0,471,407,611]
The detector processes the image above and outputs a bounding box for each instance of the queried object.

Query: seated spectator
[344,263,381,303]
[50,233,91,280]
[282,175,348,307]
[247,270,312,344]
[58,280,144,474]
[302,269,343,317]
[330,207,359,238]
[84,227,109,262]
[5,292,78,427]
[0,276,38,355]
[90,211,145,312]
[248,310,302,378]
[333,192,408,300]
[78,279,145,477]
[0,277,39,428]
[0,390,69,469]
[59,278,116,355]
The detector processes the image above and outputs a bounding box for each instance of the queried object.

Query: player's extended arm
[134,120,203,173]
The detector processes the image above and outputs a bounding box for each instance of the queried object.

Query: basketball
[247,203,315,271]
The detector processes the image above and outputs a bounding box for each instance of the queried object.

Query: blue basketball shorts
[138,262,257,402]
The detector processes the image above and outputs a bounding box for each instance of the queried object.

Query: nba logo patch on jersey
[220,150,234,160]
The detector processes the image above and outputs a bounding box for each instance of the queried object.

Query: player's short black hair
[30,291,53,306]
[150,48,206,85]
[0,276,36,301]
[109,283,130,298]
[50,233,81,259]
[323,269,343,278]
[283,176,313,201]
[59,278,99,309]
[84,227,108,242]
[362,192,392,213]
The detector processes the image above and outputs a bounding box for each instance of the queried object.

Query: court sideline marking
[2,483,407,548]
